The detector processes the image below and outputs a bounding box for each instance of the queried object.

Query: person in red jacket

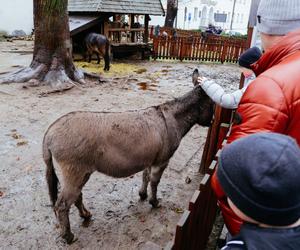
[211,0,300,236]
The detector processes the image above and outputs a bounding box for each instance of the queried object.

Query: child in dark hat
[196,46,261,109]
[238,46,262,69]
[217,132,300,249]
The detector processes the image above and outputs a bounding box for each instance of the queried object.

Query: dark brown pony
[85,33,110,71]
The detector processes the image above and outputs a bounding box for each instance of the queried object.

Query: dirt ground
[0,40,240,250]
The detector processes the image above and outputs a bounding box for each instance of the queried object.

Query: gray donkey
[43,69,214,243]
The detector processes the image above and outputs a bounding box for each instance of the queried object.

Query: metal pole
[230,0,237,31]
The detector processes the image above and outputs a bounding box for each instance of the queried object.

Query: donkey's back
[43,108,168,178]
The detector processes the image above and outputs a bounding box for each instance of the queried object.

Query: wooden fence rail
[152,36,247,63]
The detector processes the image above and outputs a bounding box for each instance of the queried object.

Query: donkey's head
[192,69,215,127]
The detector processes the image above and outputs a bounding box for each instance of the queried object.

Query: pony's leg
[104,55,110,71]
[74,173,91,220]
[139,167,150,200]
[96,53,100,64]
[149,162,168,208]
[86,45,92,63]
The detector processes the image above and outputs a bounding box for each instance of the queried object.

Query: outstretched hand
[197,76,208,85]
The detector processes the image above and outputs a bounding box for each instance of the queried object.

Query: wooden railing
[150,26,203,39]
[107,28,145,43]
[164,106,234,250]
[152,36,247,63]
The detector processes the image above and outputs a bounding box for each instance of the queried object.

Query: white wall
[215,0,251,34]
[150,0,166,27]
[0,0,33,35]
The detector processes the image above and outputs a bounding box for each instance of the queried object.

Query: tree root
[0,65,86,90]
[0,65,46,84]
[82,70,102,80]
[38,85,74,97]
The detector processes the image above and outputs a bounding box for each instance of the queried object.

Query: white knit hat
[257,0,300,35]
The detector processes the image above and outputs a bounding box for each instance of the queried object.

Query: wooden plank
[203,181,218,244]
[208,160,217,175]
[195,174,211,250]
[187,190,201,249]
[217,123,231,149]
[199,105,222,174]
[174,210,191,250]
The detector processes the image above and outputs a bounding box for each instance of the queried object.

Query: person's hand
[197,76,207,85]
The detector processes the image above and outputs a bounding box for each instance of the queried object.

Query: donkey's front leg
[149,162,168,208]
[139,167,150,200]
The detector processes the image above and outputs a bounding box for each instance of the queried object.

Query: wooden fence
[164,106,234,250]
[152,36,247,63]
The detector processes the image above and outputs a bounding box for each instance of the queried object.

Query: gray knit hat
[257,0,300,35]
[217,132,300,226]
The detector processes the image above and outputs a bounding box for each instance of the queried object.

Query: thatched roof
[68,0,165,16]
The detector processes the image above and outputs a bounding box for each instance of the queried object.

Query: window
[184,7,187,21]
[199,10,202,18]
[194,7,198,21]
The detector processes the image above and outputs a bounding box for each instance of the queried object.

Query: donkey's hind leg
[55,169,91,244]
[75,193,92,220]
[74,173,91,220]
[149,162,168,208]
[139,167,150,200]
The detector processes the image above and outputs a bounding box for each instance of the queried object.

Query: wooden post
[130,14,135,43]
[144,14,149,43]
[246,27,254,48]
[199,106,233,174]
[103,21,109,38]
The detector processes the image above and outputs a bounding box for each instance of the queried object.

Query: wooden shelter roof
[68,0,165,16]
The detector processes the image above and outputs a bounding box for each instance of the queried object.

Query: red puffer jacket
[211,29,300,235]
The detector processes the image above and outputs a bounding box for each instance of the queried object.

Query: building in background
[0,0,33,35]
[151,0,251,34]
[150,0,167,27]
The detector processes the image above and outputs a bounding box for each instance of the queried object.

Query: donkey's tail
[43,139,59,207]
[104,38,110,71]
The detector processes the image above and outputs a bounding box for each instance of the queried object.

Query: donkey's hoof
[149,198,161,208]
[80,210,92,220]
[139,191,148,201]
[62,232,75,244]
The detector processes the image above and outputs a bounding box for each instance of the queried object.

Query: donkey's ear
[192,69,200,86]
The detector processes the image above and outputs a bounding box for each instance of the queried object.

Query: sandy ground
[0,40,240,249]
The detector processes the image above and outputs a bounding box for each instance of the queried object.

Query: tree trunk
[164,0,178,28]
[0,0,85,87]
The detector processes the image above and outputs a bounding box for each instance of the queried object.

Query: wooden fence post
[199,106,233,174]
[174,210,191,250]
